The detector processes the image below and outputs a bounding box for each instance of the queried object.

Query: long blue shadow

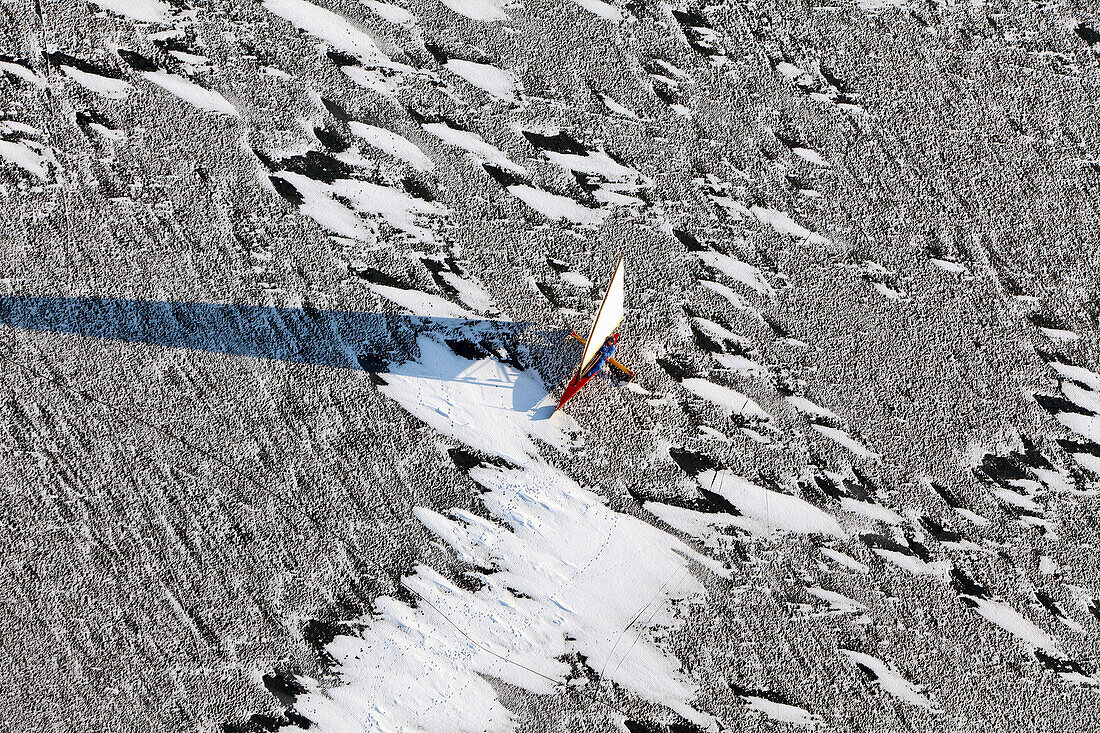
[0,296,543,374]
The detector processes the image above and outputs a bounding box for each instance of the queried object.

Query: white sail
[578,256,625,372]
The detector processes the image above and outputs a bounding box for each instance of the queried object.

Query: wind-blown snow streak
[682,378,770,421]
[276,335,725,729]
[263,0,412,70]
[839,650,933,709]
[141,71,239,116]
[348,122,434,171]
[696,251,774,297]
[445,60,519,103]
[272,171,446,243]
[87,0,173,23]
[60,65,133,99]
[424,122,528,174]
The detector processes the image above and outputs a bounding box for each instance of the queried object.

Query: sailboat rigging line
[0,335,640,720]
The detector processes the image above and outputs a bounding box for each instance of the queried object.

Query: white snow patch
[820,547,869,572]
[695,251,774,297]
[792,147,830,167]
[1061,381,1100,415]
[750,206,829,245]
[741,694,822,726]
[931,258,968,274]
[644,501,740,547]
[810,423,879,460]
[698,471,845,539]
[1049,361,1100,392]
[301,336,726,728]
[713,353,766,378]
[570,0,623,19]
[967,597,1058,653]
[423,121,528,174]
[367,284,475,319]
[560,271,593,287]
[0,140,49,179]
[348,122,434,171]
[872,549,948,578]
[331,178,447,241]
[88,0,172,22]
[682,378,770,421]
[263,0,412,70]
[379,336,571,465]
[806,586,866,614]
[786,396,840,423]
[540,150,642,184]
[0,61,46,87]
[1040,327,1078,342]
[505,185,607,226]
[270,172,375,241]
[361,0,418,24]
[699,281,762,317]
[445,59,519,103]
[839,497,903,525]
[598,92,639,119]
[60,66,132,99]
[692,317,753,351]
[141,71,239,116]
[1054,411,1100,445]
[840,650,932,708]
[436,0,508,21]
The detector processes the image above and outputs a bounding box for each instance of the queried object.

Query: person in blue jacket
[584,332,620,378]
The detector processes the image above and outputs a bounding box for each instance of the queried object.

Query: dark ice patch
[973,438,1052,486]
[269,175,304,206]
[950,568,990,599]
[420,257,460,297]
[690,323,723,355]
[820,66,851,95]
[851,661,879,681]
[919,515,963,544]
[657,357,691,382]
[669,446,718,476]
[262,671,306,707]
[1034,650,1090,677]
[1034,392,1094,417]
[116,49,160,72]
[447,446,513,473]
[624,719,706,733]
[44,51,125,78]
[929,481,964,509]
[326,50,360,67]
[445,337,490,361]
[313,125,349,153]
[671,9,722,57]
[320,96,353,122]
[358,267,413,289]
[1035,590,1066,619]
[1076,23,1100,46]
[1058,439,1100,460]
[275,150,354,184]
[423,42,449,66]
[522,129,587,156]
[402,176,436,202]
[482,163,524,188]
[534,281,561,307]
[860,533,931,562]
[673,229,707,252]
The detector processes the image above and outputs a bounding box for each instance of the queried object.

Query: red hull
[556,372,594,410]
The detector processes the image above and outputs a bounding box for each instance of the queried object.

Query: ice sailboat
[556,256,633,410]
